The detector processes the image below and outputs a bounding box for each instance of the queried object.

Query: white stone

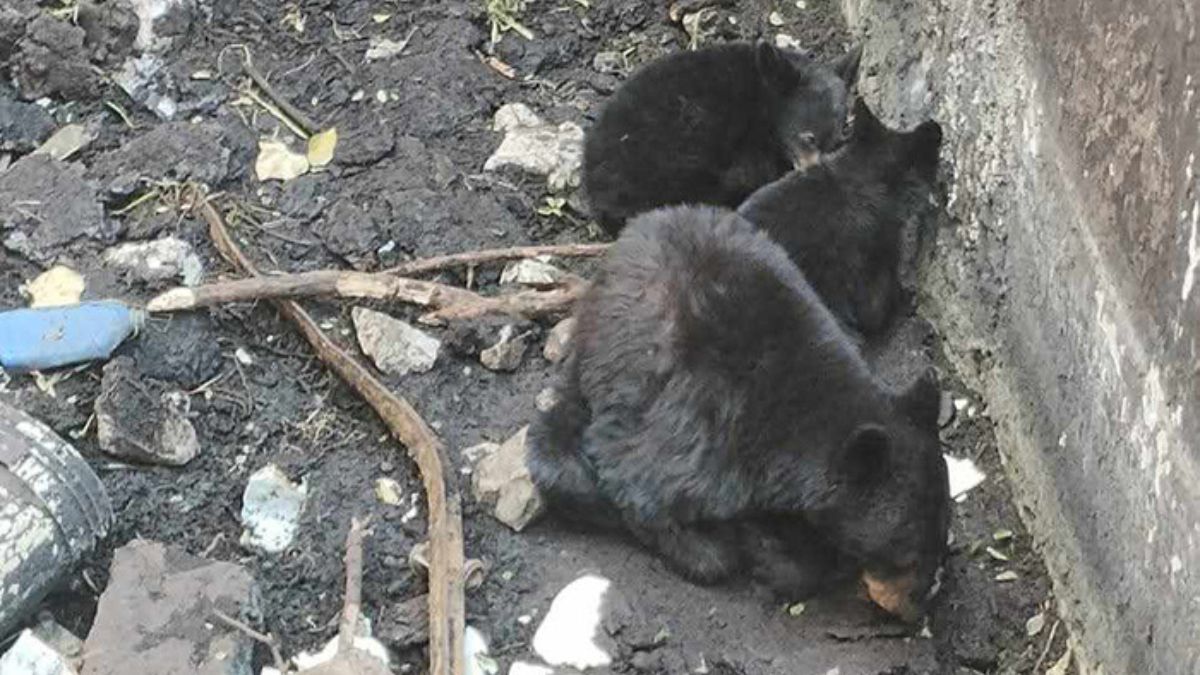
[532,575,613,670]
[103,236,203,286]
[352,307,441,376]
[0,630,77,675]
[943,454,986,498]
[464,626,498,675]
[508,662,553,675]
[484,103,584,192]
[480,325,528,372]
[542,317,575,364]
[239,465,307,553]
[471,426,543,531]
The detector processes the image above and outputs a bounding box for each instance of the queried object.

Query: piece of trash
[472,426,544,531]
[240,464,308,553]
[23,266,85,307]
[985,546,1010,562]
[375,477,404,506]
[103,236,204,286]
[352,307,441,376]
[944,453,986,498]
[82,540,259,675]
[256,138,310,182]
[1025,612,1046,637]
[234,347,253,366]
[32,124,94,161]
[500,258,565,286]
[786,602,807,617]
[994,570,1019,582]
[465,626,497,675]
[0,301,145,372]
[484,103,584,192]
[307,127,338,167]
[532,574,613,669]
[993,528,1014,542]
[95,357,200,466]
[0,630,77,675]
[543,317,575,363]
[480,325,529,372]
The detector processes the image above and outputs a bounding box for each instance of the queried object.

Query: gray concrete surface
[842,0,1200,672]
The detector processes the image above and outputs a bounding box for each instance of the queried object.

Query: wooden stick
[243,57,319,136]
[385,242,609,276]
[418,276,587,325]
[337,517,366,655]
[197,198,466,675]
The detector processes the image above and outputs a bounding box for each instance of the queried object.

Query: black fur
[527,206,950,606]
[582,41,861,236]
[737,97,944,336]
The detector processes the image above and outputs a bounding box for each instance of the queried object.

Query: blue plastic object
[0,301,145,372]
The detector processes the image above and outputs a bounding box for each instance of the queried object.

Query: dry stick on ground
[384,242,610,276]
[198,198,467,675]
[211,609,287,673]
[337,517,367,654]
[146,268,590,325]
[242,54,319,135]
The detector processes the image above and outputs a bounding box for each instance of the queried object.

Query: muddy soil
[0,0,1071,673]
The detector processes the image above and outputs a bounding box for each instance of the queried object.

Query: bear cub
[583,41,861,236]
[738,97,944,336]
[527,206,950,619]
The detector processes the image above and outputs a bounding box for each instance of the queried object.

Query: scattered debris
[484,103,584,192]
[352,307,441,376]
[0,155,105,264]
[500,258,565,287]
[32,124,94,161]
[239,464,308,553]
[103,236,204,286]
[22,266,85,307]
[0,630,77,675]
[532,574,614,670]
[81,540,260,675]
[542,317,575,363]
[471,426,544,531]
[94,357,199,465]
[1,302,143,372]
[1025,612,1046,637]
[944,453,987,499]
[307,127,338,167]
[256,138,310,182]
[480,325,529,372]
[375,478,404,506]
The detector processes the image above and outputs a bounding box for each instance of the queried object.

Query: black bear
[527,205,950,619]
[582,41,861,236]
[737,97,944,336]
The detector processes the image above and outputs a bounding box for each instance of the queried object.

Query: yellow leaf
[255,139,309,182]
[307,127,338,167]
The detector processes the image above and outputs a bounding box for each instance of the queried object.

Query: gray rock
[94,357,200,466]
[484,103,584,192]
[12,15,98,101]
[471,426,544,532]
[0,155,105,264]
[103,236,203,286]
[352,307,441,376]
[88,120,249,195]
[592,51,623,74]
[542,318,575,364]
[0,630,76,675]
[81,540,260,675]
[480,325,529,372]
[535,387,559,413]
[239,465,307,554]
[0,98,55,154]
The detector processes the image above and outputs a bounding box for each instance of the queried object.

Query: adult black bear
[582,41,860,236]
[527,206,949,619]
[738,97,944,336]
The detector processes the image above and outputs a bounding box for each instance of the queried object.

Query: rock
[542,318,575,364]
[508,663,553,675]
[12,15,98,101]
[377,594,430,648]
[29,617,83,668]
[23,266,85,307]
[76,1,138,63]
[375,478,403,506]
[81,541,259,675]
[0,2,35,62]
[129,311,224,389]
[484,103,584,192]
[239,464,307,553]
[500,258,565,287]
[351,307,441,376]
[103,236,203,286]
[471,426,544,531]
[592,51,623,74]
[94,357,200,466]
[281,617,390,674]
[0,98,55,154]
[480,325,529,372]
[33,124,96,162]
[127,0,196,52]
[535,387,559,413]
[0,630,77,675]
[944,454,986,499]
[88,121,249,196]
[0,155,105,264]
[464,626,496,675]
[532,575,615,670]
[111,53,178,120]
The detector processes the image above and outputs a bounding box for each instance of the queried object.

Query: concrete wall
[841,0,1200,672]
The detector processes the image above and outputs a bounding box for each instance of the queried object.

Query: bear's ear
[898,367,941,428]
[850,96,885,141]
[839,424,892,486]
[756,40,802,88]
[830,45,862,85]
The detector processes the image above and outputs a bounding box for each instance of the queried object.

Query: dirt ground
[0,0,1073,673]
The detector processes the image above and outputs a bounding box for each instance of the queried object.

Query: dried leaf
[34,124,94,161]
[994,570,1019,582]
[985,546,1010,562]
[993,528,1015,542]
[375,478,403,506]
[256,139,310,182]
[307,127,338,167]
[23,265,85,307]
[1025,612,1046,637]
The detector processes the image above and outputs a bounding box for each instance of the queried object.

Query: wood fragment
[417,276,588,325]
[337,517,367,654]
[197,197,466,675]
[243,58,319,136]
[386,242,609,276]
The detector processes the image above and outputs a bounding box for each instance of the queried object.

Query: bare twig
[212,609,288,674]
[338,517,367,654]
[242,57,319,136]
[196,197,466,675]
[1032,618,1061,673]
[417,276,587,325]
[385,242,609,276]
